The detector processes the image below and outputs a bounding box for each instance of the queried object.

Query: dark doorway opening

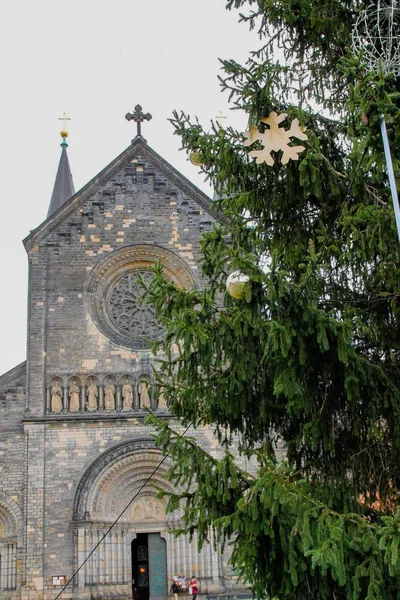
[132,534,149,600]
[131,533,168,600]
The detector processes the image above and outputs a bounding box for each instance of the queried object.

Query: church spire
[47,115,75,218]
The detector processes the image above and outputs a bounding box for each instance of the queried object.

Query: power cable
[54,422,193,600]
[53,132,374,600]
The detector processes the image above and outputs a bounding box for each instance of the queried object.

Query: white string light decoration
[352,1,400,76]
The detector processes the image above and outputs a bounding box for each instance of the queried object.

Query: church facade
[0,119,243,600]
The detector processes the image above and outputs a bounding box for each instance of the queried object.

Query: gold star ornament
[244,112,308,166]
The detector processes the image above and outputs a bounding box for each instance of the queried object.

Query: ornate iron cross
[125,104,152,137]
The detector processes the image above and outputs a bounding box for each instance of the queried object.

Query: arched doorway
[72,438,225,600]
[131,533,167,600]
[72,439,175,600]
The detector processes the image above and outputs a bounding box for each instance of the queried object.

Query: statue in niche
[157,388,168,410]
[69,380,80,412]
[104,382,115,411]
[122,379,133,411]
[86,379,98,411]
[138,380,151,409]
[51,381,63,413]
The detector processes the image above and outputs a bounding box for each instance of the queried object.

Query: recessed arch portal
[72,438,222,599]
[72,438,181,597]
[73,438,176,523]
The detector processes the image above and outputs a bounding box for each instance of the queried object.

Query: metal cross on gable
[125,104,152,137]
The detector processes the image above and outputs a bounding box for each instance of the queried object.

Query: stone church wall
[2,141,247,600]
[21,420,242,600]
[0,364,26,506]
[0,363,26,599]
[25,156,214,418]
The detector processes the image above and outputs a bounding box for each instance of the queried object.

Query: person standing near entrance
[170,577,180,600]
[189,576,198,600]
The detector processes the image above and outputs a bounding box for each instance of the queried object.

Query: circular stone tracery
[87,244,197,350]
[108,271,164,339]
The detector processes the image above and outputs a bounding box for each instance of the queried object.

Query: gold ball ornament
[226,271,250,300]
[189,151,203,166]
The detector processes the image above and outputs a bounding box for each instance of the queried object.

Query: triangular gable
[24,137,224,251]
[0,361,26,386]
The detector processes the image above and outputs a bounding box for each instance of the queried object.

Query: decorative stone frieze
[46,373,167,415]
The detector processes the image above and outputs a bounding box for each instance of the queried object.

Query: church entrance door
[132,533,167,600]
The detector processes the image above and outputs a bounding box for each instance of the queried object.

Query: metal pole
[380,115,400,241]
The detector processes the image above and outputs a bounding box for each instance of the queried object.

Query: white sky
[0,0,255,376]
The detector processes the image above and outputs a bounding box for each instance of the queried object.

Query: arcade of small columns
[46,373,167,414]
[0,537,17,592]
[74,524,222,591]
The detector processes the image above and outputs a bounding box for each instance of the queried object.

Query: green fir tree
[145,1,400,598]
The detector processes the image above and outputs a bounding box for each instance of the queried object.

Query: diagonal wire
[54,422,193,600]
[54,133,372,600]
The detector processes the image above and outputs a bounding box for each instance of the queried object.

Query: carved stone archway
[72,438,180,598]
[73,438,175,522]
[72,439,224,600]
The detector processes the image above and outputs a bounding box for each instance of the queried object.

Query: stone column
[63,385,68,412]
[76,528,86,591]
[116,385,122,412]
[97,529,102,585]
[182,534,188,580]
[99,385,104,411]
[190,532,199,578]
[133,385,139,411]
[199,538,206,580]
[123,530,129,587]
[0,543,4,589]
[115,530,121,584]
[103,538,110,584]
[110,530,116,584]
[179,535,185,577]
[121,530,126,584]
[166,531,174,584]
[209,530,220,584]
[80,384,86,412]
[89,529,95,587]
[0,541,12,590]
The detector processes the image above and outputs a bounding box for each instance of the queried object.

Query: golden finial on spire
[58,112,71,139]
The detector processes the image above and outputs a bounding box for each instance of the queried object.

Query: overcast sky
[0,0,255,375]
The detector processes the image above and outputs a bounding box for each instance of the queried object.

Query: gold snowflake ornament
[244,112,308,166]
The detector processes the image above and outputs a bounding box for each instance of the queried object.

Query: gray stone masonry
[0,138,251,600]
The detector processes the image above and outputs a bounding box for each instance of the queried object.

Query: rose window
[108,271,164,339]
